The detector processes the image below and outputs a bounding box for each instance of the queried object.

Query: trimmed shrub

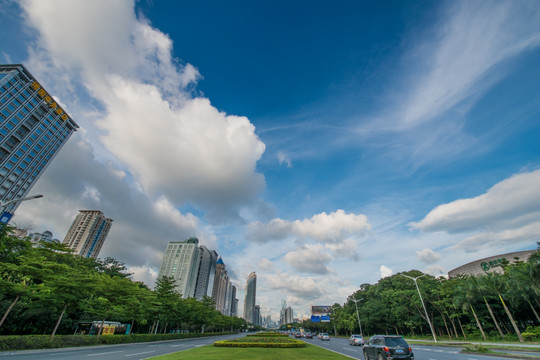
[214,337,305,348]
[0,332,235,351]
[246,333,288,337]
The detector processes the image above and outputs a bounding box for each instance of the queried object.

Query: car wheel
[378,353,384,360]
[363,351,370,360]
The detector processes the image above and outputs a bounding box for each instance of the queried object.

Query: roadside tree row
[0,226,247,336]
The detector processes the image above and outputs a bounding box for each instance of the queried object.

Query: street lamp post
[0,194,44,223]
[351,298,363,337]
[401,273,437,342]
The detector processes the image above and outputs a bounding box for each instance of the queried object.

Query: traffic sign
[0,211,13,224]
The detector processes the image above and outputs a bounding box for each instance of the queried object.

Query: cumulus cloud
[20,0,266,221]
[265,272,324,299]
[259,258,274,270]
[380,265,393,278]
[416,248,441,264]
[410,170,540,233]
[283,244,333,275]
[247,210,370,243]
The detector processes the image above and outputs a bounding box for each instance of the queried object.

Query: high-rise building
[254,305,261,326]
[227,283,238,316]
[63,210,113,258]
[0,64,78,216]
[243,272,257,324]
[194,245,218,299]
[157,238,201,298]
[212,258,229,313]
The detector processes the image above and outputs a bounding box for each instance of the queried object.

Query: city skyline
[1,0,539,321]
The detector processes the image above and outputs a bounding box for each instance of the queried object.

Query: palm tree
[453,277,486,340]
[481,272,523,342]
[473,276,505,338]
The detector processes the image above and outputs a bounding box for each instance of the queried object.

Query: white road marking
[125,351,155,357]
[88,350,124,356]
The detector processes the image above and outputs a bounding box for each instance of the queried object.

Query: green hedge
[214,337,305,348]
[0,332,235,351]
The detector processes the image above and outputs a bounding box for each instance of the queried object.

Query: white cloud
[283,244,333,275]
[259,258,273,270]
[380,265,393,278]
[410,170,540,233]
[416,248,441,264]
[21,0,266,221]
[452,221,540,253]
[128,265,158,288]
[394,1,540,129]
[277,151,292,168]
[247,209,370,243]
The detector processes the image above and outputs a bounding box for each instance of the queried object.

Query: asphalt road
[0,333,243,360]
[300,336,535,360]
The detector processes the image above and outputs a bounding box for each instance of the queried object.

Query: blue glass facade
[0,64,78,214]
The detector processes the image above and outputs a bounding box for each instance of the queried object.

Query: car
[304,332,314,339]
[363,335,414,360]
[317,332,324,339]
[320,332,330,340]
[295,332,303,338]
[348,334,365,346]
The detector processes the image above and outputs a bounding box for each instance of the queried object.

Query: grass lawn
[149,343,353,359]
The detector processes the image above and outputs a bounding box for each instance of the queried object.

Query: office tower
[243,272,257,324]
[229,285,237,316]
[0,64,78,216]
[232,298,239,317]
[254,305,261,326]
[224,281,232,316]
[63,210,113,258]
[157,238,201,298]
[212,258,229,313]
[194,245,218,299]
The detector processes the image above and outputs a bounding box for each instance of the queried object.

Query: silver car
[320,333,330,340]
[349,334,365,346]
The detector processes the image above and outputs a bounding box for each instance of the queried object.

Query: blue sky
[2,0,540,321]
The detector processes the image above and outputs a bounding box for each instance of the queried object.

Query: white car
[349,334,365,346]
[320,333,330,340]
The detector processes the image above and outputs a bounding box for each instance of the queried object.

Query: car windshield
[352,335,362,338]
[385,337,408,347]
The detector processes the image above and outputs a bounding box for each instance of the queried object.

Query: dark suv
[363,335,414,360]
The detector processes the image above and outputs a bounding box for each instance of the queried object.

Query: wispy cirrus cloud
[354,0,540,167]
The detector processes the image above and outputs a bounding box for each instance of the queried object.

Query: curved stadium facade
[448,250,536,278]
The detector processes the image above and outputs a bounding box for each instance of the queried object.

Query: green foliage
[0,332,235,350]
[247,332,287,337]
[214,337,306,348]
[0,230,246,339]
[522,326,540,341]
[303,249,540,342]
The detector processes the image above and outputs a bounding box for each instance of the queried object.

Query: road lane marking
[125,351,155,357]
[88,350,124,356]
[171,344,186,347]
